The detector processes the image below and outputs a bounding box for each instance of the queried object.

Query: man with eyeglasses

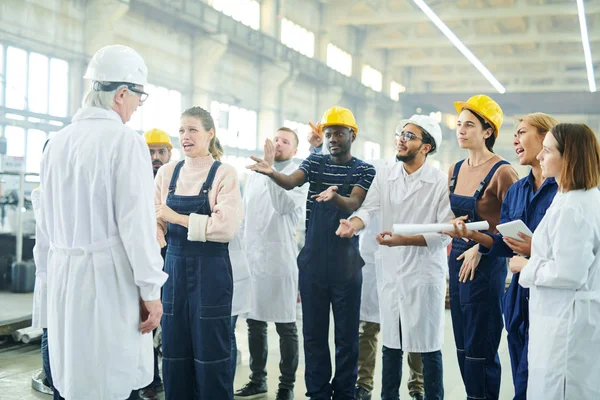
[34,44,166,400]
[337,115,451,400]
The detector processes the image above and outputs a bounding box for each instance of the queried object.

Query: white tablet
[496,220,533,242]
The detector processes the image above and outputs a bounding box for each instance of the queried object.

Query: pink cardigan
[154,155,243,243]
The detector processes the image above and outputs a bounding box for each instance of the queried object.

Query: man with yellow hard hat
[139,128,172,400]
[144,128,173,176]
[247,106,376,400]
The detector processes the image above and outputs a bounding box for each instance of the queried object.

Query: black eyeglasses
[93,81,149,102]
[395,131,423,142]
[127,85,149,103]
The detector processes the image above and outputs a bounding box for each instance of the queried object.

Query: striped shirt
[299,154,376,229]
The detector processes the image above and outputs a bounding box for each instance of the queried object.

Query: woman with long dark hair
[443,95,518,400]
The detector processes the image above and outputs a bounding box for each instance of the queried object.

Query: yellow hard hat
[144,128,172,149]
[454,95,503,137]
[318,106,359,134]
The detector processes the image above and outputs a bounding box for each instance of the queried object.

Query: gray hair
[82,82,135,109]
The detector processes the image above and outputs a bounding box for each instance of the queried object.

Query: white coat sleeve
[520,207,593,290]
[266,178,308,215]
[32,187,49,329]
[114,132,168,301]
[423,181,453,250]
[350,169,382,231]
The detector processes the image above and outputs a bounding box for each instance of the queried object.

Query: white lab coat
[520,189,600,400]
[358,159,388,324]
[230,227,253,316]
[358,215,381,324]
[351,161,452,352]
[34,107,168,400]
[31,187,47,329]
[242,161,308,323]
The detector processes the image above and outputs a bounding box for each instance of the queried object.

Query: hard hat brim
[454,101,499,138]
[396,119,421,133]
[318,123,359,135]
[146,140,173,150]
[149,142,173,150]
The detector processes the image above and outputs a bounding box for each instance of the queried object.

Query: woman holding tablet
[442,95,518,400]
[448,112,559,399]
[519,123,600,399]
[520,124,600,400]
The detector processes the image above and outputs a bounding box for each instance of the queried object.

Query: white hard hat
[83,45,148,86]
[396,114,443,155]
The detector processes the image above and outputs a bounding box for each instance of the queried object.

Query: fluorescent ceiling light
[576,0,597,92]
[412,0,506,94]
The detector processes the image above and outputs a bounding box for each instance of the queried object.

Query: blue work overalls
[479,174,557,400]
[297,156,364,400]
[161,160,233,400]
[448,159,508,400]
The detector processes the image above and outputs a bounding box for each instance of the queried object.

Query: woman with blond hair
[448,112,559,399]
[520,123,600,400]
[154,106,243,399]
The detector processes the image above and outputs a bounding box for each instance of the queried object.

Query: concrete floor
[0,308,515,400]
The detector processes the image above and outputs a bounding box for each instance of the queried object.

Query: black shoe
[275,388,294,400]
[355,386,372,400]
[234,381,268,399]
[410,393,424,400]
[138,387,159,400]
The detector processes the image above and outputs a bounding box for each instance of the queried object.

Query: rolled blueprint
[392,221,489,236]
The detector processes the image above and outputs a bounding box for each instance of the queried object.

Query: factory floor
[0,306,515,400]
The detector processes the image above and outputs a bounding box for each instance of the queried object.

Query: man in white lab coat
[34,44,167,400]
[337,115,451,400]
[234,128,308,400]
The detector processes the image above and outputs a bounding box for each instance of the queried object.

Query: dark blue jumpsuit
[161,160,234,399]
[448,159,509,400]
[297,156,364,400]
[479,173,557,400]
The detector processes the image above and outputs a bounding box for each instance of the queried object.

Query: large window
[212,0,260,30]
[127,84,182,137]
[210,101,257,151]
[3,46,69,117]
[390,81,406,101]
[222,155,252,178]
[283,119,311,159]
[361,65,383,92]
[326,44,352,77]
[363,141,381,161]
[0,43,70,178]
[281,19,315,58]
[2,126,55,179]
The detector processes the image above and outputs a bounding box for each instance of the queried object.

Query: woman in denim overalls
[443,95,518,400]
[155,107,243,399]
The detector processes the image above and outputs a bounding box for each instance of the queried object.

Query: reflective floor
[0,308,514,399]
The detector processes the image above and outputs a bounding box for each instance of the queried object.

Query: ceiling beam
[369,31,600,49]
[390,53,594,66]
[403,91,600,115]
[409,70,600,82]
[414,83,593,94]
[331,2,600,26]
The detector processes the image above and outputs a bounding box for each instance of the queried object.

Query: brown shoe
[138,387,159,400]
